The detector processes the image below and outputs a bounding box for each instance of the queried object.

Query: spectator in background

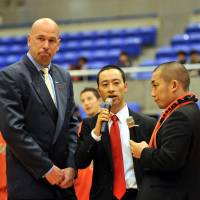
[177,51,187,64]
[69,57,88,81]
[188,50,200,76]
[74,87,102,200]
[0,133,7,200]
[189,50,200,64]
[117,51,133,68]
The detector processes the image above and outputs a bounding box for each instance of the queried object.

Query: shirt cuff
[43,166,53,178]
[91,130,102,142]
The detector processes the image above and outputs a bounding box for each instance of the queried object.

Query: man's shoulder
[82,114,98,126]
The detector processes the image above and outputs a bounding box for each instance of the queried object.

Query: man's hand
[58,167,75,189]
[129,140,149,159]
[45,165,64,185]
[94,108,110,136]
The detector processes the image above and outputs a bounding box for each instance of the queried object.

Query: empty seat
[171,34,190,46]
[185,23,200,34]
[156,46,177,59]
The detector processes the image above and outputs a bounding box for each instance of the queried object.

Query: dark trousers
[113,189,137,200]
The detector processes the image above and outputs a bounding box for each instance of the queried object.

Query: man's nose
[43,40,49,49]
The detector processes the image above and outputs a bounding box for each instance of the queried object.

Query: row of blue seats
[185,23,200,34]
[0,46,138,68]
[151,23,200,62]
[0,26,157,45]
[155,45,200,59]
[0,37,142,56]
[171,33,200,46]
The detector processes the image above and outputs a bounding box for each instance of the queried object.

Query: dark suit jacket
[75,109,156,200]
[0,56,78,199]
[138,103,200,200]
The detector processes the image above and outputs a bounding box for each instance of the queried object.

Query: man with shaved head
[0,18,78,199]
[130,61,200,200]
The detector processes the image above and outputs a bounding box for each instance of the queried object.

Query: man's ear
[124,81,128,92]
[171,80,179,92]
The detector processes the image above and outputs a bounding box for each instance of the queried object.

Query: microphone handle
[101,121,107,133]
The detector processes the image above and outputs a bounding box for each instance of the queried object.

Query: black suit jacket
[0,56,78,199]
[138,103,200,200]
[75,109,156,200]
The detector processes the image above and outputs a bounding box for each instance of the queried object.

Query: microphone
[101,98,113,133]
[126,116,139,139]
[126,116,139,128]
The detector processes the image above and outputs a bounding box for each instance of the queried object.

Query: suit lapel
[129,109,141,141]
[22,56,57,122]
[50,66,68,144]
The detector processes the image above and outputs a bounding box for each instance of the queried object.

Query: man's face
[28,23,60,66]
[80,91,101,117]
[151,70,174,109]
[98,69,127,112]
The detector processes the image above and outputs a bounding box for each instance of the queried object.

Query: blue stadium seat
[0,46,10,55]
[185,23,200,34]
[139,26,157,45]
[88,61,108,69]
[0,36,14,45]
[94,39,109,49]
[95,30,110,39]
[156,46,177,59]
[128,102,141,112]
[189,33,200,44]
[122,37,142,56]
[12,35,27,45]
[109,38,123,48]
[5,55,21,65]
[109,28,125,38]
[171,34,190,46]
[79,40,94,50]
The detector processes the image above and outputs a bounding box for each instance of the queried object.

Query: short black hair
[177,51,186,56]
[80,87,100,99]
[190,50,199,55]
[120,51,129,56]
[96,65,126,86]
[78,57,88,63]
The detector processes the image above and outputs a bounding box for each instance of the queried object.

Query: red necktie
[110,115,126,199]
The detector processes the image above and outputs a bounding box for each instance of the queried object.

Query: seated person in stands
[189,50,200,64]
[69,57,88,81]
[189,50,200,76]
[177,50,187,64]
[117,51,132,67]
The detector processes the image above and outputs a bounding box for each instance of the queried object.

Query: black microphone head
[126,116,135,128]
[100,98,113,133]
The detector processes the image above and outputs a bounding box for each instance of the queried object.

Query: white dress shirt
[91,104,137,189]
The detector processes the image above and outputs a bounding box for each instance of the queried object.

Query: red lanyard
[149,93,196,148]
